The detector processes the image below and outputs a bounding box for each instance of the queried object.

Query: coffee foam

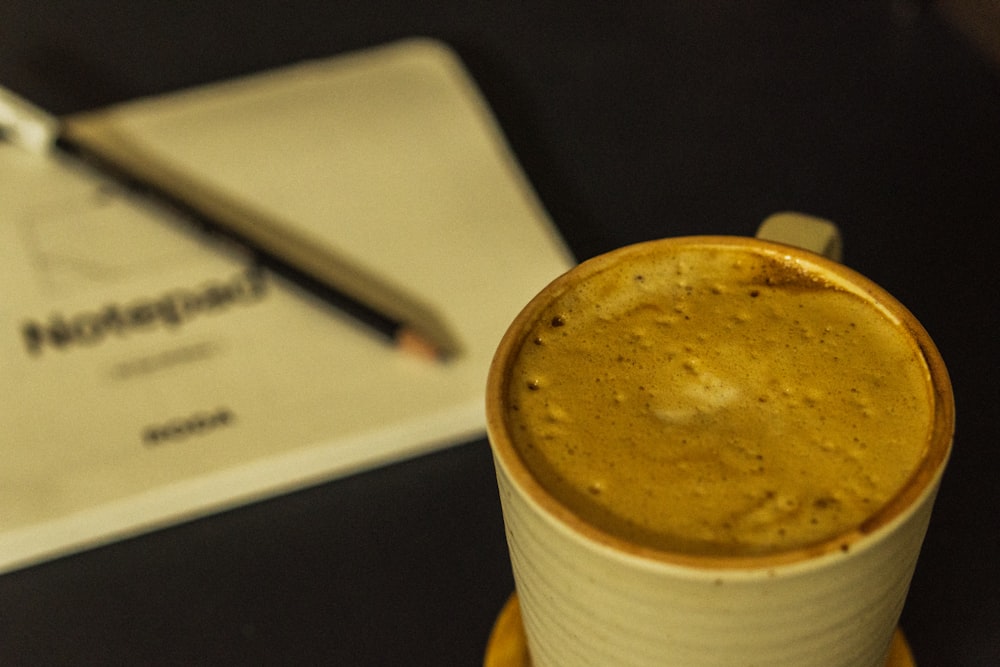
[504,244,934,556]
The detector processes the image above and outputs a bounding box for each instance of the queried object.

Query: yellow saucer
[484,593,915,666]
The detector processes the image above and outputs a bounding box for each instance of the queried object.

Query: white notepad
[0,38,574,573]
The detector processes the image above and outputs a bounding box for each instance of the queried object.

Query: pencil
[55,118,461,361]
[2,86,460,361]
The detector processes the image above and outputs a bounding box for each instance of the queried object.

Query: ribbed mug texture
[493,448,941,667]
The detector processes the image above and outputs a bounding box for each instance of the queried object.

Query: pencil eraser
[0,86,58,153]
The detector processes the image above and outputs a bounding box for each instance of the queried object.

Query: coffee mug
[486,214,953,666]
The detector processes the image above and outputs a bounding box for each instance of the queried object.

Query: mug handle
[755,211,843,262]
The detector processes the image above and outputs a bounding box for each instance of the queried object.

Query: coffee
[498,238,935,557]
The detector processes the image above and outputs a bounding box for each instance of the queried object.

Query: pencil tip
[396,328,455,362]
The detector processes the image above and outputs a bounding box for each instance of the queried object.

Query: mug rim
[486,235,955,571]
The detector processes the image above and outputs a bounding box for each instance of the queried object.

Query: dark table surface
[2,2,998,665]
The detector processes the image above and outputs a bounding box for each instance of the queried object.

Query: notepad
[0,38,574,573]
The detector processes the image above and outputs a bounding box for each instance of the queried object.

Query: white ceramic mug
[486,215,953,666]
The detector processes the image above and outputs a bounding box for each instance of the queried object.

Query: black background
[2,2,997,665]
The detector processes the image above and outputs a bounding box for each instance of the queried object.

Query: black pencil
[2,86,461,360]
[62,119,462,361]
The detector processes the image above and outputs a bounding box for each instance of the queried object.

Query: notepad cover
[0,38,573,572]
